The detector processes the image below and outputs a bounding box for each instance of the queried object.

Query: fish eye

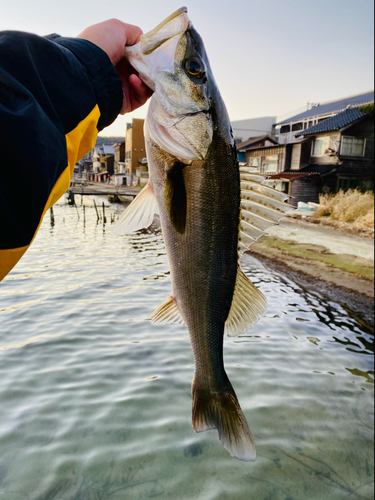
[185,57,205,78]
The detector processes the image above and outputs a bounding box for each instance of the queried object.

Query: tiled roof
[295,108,366,137]
[237,134,277,151]
[275,91,374,125]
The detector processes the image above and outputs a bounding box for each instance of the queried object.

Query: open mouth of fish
[125,7,191,92]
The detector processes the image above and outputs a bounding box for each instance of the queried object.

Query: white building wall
[231,116,277,143]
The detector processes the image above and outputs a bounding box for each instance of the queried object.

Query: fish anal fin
[150,296,185,325]
[112,183,157,235]
[192,382,256,462]
[225,268,268,338]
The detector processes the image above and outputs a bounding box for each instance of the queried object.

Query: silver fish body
[114,7,292,461]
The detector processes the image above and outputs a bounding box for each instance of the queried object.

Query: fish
[113,7,292,461]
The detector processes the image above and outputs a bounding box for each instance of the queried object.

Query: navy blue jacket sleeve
[0,30,123,280]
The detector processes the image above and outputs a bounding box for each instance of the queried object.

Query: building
[74,151,92,179]
[238,92,374,205]
[125,119,147,186]
[113,140,125,173]
[112,140,126,186]
[237,135,279,163]
[275,90,374,144]
[231,116,277,144]
[91,144,115,182]
[237,135,290,195]
[269,106,374,205]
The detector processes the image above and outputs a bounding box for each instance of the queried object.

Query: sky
[1,0,374,136]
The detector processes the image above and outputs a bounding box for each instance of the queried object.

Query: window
[292,122,303,132]
[249,157,261,170]
[265,155,278,172]
[312,136,330,156]
[341,136,366,157]
[280,125,290,134]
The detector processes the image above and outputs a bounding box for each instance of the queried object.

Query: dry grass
[314,189,374,228]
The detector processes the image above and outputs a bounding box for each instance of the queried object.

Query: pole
[102,202,107,224]
[50,206,55,226]
[93,199,100,221]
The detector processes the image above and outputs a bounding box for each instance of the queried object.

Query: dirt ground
[248,217,374,299]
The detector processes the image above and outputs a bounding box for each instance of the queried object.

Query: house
[113,140,125,173]
[237,135,279,163]
[112,140,126,186]
[124,119,147,186]
[275,90,374,145]
[268,106,374,205]
[136,157,149,186]
[74,151,92,179]
[236,135,291,194]
[91,145,115,182]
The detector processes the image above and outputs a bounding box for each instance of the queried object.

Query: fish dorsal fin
[112,183,157,235]
[225,268,267,337]
[150,296,185,325]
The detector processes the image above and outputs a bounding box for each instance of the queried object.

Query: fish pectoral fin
[112,183,157,235]
[225,268,268,337]
[150,296,185,325]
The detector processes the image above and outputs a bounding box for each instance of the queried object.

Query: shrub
[314,189,374,228]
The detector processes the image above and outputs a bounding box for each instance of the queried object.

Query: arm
[0,21,150,281]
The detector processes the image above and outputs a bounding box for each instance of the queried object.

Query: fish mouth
[140,7,189,55]
[124,7,190,91]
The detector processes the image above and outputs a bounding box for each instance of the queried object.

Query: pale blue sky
[1,0,374,136]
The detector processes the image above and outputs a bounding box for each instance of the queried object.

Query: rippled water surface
[0,198,373,500]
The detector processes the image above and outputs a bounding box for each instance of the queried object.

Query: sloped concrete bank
[248,218,374,300]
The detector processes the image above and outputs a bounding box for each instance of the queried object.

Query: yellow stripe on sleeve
[0,105,101,282]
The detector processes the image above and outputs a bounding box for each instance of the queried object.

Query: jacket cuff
[53,37,123,130]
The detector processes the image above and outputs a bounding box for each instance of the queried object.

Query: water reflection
[0,199,373,500]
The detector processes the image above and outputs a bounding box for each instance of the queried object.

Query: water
[0,198,373,500]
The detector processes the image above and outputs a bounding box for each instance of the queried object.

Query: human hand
[77,19,152,114]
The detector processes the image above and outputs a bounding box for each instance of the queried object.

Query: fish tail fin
[192,377,256,462]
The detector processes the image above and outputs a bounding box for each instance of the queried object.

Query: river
[0,197,373,500]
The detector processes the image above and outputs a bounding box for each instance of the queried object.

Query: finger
[122,22,143,46]
[108,19,143,46]
[130,73,153,104]
[120,74,152,114]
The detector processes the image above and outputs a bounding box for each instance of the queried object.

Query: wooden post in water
[83,205,86,225]
[93,199,100,222]
[75,205,80,220]
[102,202,107,224]
[50,206,55,226]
